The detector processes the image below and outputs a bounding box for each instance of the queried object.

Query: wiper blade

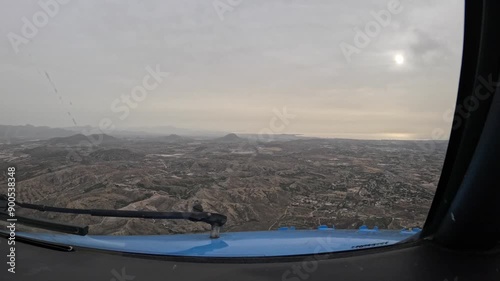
[0,195,89,235]
[0,195,227,238]
[0,212,88,235]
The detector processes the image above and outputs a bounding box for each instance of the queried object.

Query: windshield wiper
[0,195,89,235]
[0,195,227,238]
[0,212,89,235]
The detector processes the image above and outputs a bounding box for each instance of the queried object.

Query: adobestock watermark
[212,0,243,21]
[226,106,297,189]
[258,106,297,143]
[7,0,71,54]
[339,0,403,63]
[281,233,342,281]
[110,65,169,121]
[447,74,500,130]
[65,64,169,162]
[110,267,135,281]
[232,106,296,156]
[232,106,297,160]
[418,73,500,153]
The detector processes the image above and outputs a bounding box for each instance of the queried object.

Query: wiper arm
[0,195,227,238]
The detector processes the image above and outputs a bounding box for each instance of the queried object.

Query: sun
[394,54,405,65]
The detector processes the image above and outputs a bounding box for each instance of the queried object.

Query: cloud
[0,0,464,139]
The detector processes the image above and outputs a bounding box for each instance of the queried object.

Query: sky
[0,0,464,139]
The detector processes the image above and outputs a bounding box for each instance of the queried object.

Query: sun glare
[395,54,405,65]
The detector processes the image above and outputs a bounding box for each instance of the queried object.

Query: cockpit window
[1,0,463,257]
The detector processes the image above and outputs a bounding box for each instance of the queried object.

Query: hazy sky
[0,0,464,139]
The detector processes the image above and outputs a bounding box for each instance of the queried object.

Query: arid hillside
[0,134,447,235]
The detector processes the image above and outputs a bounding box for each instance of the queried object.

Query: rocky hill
[214,133,243,143]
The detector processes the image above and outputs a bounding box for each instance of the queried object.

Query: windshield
[1,0,463,255]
